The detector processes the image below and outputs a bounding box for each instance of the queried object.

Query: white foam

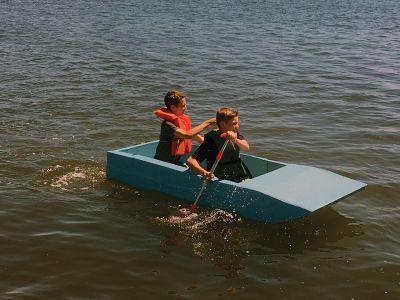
[155,208,240,230]
[155,208,199,225]
[51,167,87,189]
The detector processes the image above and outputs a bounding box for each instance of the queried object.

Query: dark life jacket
[207,130,252,183]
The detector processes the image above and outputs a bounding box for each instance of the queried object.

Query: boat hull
[106,141,367,223]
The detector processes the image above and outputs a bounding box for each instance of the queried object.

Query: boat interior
[120,140,286,179]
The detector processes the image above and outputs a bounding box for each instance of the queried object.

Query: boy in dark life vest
[154,90,216,164]
[186,107,252,183]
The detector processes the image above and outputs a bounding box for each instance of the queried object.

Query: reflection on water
[153,204,361,278]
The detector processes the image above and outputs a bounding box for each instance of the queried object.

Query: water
[1,0,399,298]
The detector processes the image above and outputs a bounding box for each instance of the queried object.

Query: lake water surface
[1,0,399,299]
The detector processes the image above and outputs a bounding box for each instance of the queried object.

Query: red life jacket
[153,108,192,156]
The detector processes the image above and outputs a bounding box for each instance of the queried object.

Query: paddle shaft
[191,137,230,211]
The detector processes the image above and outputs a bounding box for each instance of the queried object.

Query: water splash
[51,167,87,189]
[155,207,241,230]
[154,207,199,225]
[189,209,240,231]
[154,206,245,277]
[39,162,105,192]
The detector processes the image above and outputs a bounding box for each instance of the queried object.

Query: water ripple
[1,0,399,298]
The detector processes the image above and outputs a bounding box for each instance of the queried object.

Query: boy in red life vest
[186,107,252,183]
[154,90,216,164]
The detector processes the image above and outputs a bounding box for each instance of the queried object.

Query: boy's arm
[186,157,213,180]
[226,131,250,151]
[174,118,216,139]
[234,138,250,151]
[193,134,204,144]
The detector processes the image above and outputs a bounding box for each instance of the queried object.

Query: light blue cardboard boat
[106,141,367,223]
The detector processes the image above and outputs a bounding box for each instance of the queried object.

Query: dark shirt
[154,120,180,164]
[192,130,249,182]
[193,131,245,166]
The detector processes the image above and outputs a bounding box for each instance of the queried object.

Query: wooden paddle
[191,133,230,212]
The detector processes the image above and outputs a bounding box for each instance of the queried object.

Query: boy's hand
[202,170,214,181]
[205,118,217,126]
[226,131,238,142]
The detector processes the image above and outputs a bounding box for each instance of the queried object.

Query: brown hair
[164,90,186,110]
[216,107,238,126]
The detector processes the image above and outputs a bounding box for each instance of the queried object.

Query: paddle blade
[191,204,197,212]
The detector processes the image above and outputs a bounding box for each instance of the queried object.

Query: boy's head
[164,90,187,115]
[216,107,239,132]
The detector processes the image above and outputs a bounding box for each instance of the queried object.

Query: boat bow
[240,164,367,213]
